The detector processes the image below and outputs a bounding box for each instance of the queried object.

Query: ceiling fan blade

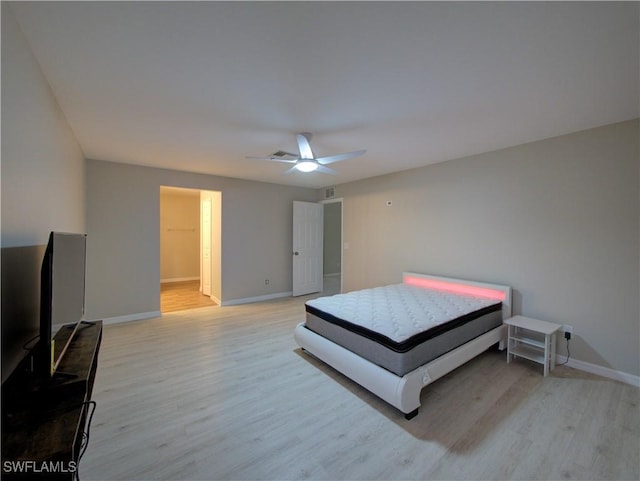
[283,165,299,175]
[246,156,297,164]
[316,149,366,165]
[296,133,314,160]
[315,165,338,175]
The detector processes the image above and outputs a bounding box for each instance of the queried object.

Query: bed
[294,272,512,419]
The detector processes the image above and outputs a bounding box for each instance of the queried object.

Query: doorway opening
[321,198,342,296]
[159,186,221,313]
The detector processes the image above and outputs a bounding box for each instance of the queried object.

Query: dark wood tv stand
[2,321,102,480]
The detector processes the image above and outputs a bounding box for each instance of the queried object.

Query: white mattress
[305,283,500,345]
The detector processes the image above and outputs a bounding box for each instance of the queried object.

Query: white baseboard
[160,277,199,284]
[98,311,162,326]
[556,354,640,387]
[222,291,292,306]
[90,291,288,325]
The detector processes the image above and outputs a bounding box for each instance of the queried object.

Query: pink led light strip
[404,275,506,301]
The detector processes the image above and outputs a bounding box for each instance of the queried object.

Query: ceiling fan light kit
[296,161,319,173]
[247,132,366,175]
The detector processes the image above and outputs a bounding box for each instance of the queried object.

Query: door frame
[159,186,221,312]
[200,190,222,305]
[319,197,343,294]
[200,196,212,298]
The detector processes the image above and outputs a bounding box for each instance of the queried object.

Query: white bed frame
[294,272,512,419]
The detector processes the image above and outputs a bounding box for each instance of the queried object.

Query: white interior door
[201,196,212,296]
[292,201,323,296]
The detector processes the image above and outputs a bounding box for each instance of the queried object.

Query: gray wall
[1,5,86,381]
[334,120,639,376]
[1,4,85,247]
[85,159,317,320]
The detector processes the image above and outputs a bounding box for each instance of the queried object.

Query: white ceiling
[10,1,639,189]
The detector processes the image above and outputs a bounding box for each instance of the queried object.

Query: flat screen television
[38,232,87,378]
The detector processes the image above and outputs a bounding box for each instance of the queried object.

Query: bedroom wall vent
[324,187,335,199]
[270,150,297,158]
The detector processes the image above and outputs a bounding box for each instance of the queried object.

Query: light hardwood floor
[160,280,217,313]
[82,296,639,480]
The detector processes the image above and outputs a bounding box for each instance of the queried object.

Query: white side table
[504,315,562,376]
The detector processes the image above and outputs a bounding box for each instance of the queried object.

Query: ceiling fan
[246,132,366,174]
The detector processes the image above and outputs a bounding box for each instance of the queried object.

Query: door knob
[293,251,299,256]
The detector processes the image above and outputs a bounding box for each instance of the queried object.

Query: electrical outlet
[265,279,270,285]
[563,324,573,341]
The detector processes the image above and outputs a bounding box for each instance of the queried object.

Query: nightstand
[504,315,562,376]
